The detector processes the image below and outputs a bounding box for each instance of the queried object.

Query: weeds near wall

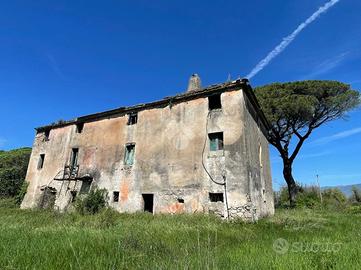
[74,188,108,215]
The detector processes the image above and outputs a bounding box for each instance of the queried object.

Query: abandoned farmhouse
[21,76,274,220]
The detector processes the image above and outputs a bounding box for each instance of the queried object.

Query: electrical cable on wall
[201,111,230,219]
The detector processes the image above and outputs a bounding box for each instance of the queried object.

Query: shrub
[75,188,108,215]
[296,186,321,209]
[14,181,29,205]
[350,186,361,204]
[322,188,347,210]
[345,205,361,214]
[275,184,323,209]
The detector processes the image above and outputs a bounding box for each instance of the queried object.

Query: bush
[75,188,108,215]
[322,188,347,210]
[296,186,321,209]
[14,181,29,205]
[345,205,361,214]
[275,184,323,209]
[275,184,349,210]
[350,186,361,204]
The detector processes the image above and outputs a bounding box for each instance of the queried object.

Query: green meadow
[0,199,360,270]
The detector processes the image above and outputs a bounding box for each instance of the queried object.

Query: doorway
[142,194,154,213]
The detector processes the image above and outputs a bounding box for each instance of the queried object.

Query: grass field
[0,199,360,270]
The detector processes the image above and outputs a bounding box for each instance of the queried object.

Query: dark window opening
[124,144,135,166]
[38,154,45,169]
[208,94,222,110]
[70,148,79,168]
[177,198,184,203]
[44,130,50,141]
[76,123,84,133]
[209,193,224,202]
[70,191,77,203]
[80,180,92,194]
[142,194,154,213]
[113,191,120,202]
[209,132,224,151]
[127,113,138,125]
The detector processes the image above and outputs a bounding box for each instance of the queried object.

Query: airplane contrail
[246,0,341,80]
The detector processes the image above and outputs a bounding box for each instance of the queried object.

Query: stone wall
[21,87,274,220]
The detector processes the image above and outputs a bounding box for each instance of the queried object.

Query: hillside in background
[322,184,361,197]
[0,148,31,198]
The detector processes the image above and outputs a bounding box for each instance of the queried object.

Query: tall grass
[0,200,360,269]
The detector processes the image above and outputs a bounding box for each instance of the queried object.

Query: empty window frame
[127,112,138,125]
[124,144,135,166]
[70,148,79,168]
[208,132,224,151]
[44,130,50,141]
[38,154,45,170]
[208,94,222,110]
[80,181,91,194]
[76,123,84,133]
[209,193,224,202]
[113,191,120,202]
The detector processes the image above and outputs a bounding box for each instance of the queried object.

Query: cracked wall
[21,88,274,220]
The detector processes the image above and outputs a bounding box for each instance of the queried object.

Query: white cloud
[304,52,349,78]
[312,127,361,145]
[246,0,341,79]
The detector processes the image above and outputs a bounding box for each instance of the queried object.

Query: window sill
[209,108,222,113]
[207,150,225,158]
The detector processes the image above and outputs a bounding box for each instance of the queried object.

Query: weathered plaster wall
[21,88,274,219]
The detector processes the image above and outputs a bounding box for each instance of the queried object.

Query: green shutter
[125,145,135,165]
[210,138,218,151]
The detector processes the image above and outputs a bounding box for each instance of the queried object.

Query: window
[70,148,79,168]
[209,193,224,202]
[44,130,50,141]
[80,181,91,194]
[124,144,135,166]
[127,113,138,125]
[208,132,224,151]
[208,94,222,110]
[76,123,84,133]
[38,154,45,169]
[113,191,120,202]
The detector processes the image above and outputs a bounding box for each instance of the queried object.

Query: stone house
[21,77,274,220]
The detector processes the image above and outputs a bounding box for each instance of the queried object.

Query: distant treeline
[275,184,361,212]
[0,148,31,204]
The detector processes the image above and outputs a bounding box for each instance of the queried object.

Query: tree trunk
[282,159,298,207]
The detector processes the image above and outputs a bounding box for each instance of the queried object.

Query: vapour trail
[246,0,341,80]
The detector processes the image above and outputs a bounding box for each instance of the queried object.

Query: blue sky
[0,0,360,188]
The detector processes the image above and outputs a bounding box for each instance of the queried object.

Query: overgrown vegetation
[275,184,361,212]
[75,188,108,215]
[0,148,31,203]
[0,199,360,269]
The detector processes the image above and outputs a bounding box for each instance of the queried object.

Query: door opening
[142,194,154,213]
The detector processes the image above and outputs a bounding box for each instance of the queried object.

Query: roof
[36,79,271,133]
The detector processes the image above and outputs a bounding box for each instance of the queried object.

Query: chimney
[187,74,201,92]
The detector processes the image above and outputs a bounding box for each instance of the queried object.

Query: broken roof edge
[35,79,270,133]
